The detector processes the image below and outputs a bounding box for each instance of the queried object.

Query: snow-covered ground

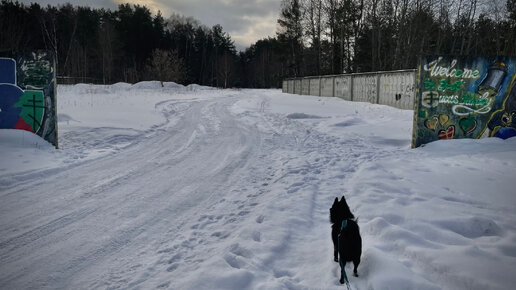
[1,83,515,290]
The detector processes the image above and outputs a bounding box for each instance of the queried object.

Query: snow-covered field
[1,83,515,290]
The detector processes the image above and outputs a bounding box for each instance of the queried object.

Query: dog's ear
[333,197,339,206]
[340,196,346,202]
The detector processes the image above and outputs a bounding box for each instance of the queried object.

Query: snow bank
[163,81,185,89]
[186,83,216,91]
[132,80,163,89]
[0,129,59,174]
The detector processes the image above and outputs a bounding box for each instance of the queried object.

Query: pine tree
[277,0,304,77]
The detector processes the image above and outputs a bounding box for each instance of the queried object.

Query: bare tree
[39,7,59,67]
[145,49,186,85]
[303,0,323,74]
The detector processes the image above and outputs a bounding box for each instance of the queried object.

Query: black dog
[330,196,362,284]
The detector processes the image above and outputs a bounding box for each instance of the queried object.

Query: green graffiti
[423,57,481,79]
[424,79,436,90]
[14,90,45,132]
[422,91,440,108]
[418,110,428,118]
[438,79,465,92]
[21,59,52,88]
[459,117,477,135]
[460,92,490,107]
[413,55,516,148]
[438,95,459,104]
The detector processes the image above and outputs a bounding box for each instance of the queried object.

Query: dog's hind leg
[339,259,348,284]
[352,258,360,277]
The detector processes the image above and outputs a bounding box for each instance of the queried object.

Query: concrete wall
[294,79,302,94]
[412,55,516,148]
[281,69,416,110]
[353,74,377,104]
[334,75,352,101]
[301,78,310,95]
[320,76,334,97]
[309,77,320,96]
[378,71,415,110]
[0,52,58,148]
[287,80,294,94]
[282,80,288,92]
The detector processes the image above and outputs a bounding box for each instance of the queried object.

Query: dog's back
[338,219,362,262]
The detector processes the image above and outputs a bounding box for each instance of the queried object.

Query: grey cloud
[159,0,280,48]
[162,0,279,30]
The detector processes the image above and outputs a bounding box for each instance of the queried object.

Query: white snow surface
[1,84,515,290]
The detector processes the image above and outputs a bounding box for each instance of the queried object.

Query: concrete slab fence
[282,69,416,110]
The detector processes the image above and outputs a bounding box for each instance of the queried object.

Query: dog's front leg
[332,226,339,262]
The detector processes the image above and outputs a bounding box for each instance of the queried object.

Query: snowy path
[1,87,515,289]
[1,95,262,288]
[0,92,335,288]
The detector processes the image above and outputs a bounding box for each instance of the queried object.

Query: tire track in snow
[0,96,250,288]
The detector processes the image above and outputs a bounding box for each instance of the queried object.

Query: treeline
[278,0,516,78]
[0,1,241,87]
[1,0,515,88]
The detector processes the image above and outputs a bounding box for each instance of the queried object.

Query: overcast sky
[19,0,282,51]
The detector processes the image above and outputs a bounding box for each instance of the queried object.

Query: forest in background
[1,0,515,88]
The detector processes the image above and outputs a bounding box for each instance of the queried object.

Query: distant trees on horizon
[1,0,515,88]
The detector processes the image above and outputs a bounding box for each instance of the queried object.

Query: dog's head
[330,196,355,224]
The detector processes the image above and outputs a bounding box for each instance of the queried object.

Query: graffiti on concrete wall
[0,52,58,148]
[379,73,416,109]
[281,70,416,109]
[353,75,377,103]
[334,75,352,100]
[412,55,516,148]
